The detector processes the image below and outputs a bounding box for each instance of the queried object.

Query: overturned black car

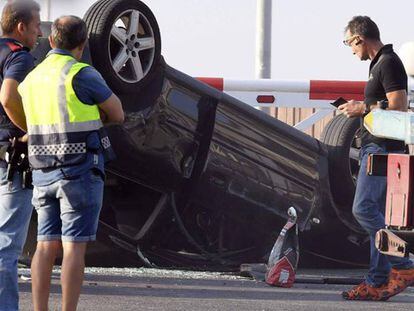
[24,0,368,270]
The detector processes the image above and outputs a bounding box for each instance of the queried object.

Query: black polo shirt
[360,44,407,149]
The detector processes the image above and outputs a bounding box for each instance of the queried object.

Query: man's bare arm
[0,78,27,131]
[338,89,408,118]
[98,93,124,124]
[386,89,407,112]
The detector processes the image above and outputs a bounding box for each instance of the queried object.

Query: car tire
[84,0,161,94]
[320,114,361,209]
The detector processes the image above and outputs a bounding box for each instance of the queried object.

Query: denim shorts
[32,169,104,242]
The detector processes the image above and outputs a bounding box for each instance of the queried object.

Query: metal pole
[255,0,273,114]
[44,0,51,21]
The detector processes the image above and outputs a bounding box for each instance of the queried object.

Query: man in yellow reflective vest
[18,16,124,311]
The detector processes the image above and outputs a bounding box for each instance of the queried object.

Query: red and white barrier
[197,77,414,131]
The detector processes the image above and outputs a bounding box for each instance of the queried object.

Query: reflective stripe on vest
[19,53,103,168]
[29,142,86,156]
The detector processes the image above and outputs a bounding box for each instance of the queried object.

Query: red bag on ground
[265,207,299,288]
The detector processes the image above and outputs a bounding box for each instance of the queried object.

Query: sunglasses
[343,35,359,46]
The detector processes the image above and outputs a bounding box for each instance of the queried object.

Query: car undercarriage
[23,0,370,270]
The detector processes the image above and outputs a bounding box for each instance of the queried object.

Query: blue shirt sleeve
[72,66,113,105]
[3,51,34,82]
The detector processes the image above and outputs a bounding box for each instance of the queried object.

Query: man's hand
[338,100,365,118]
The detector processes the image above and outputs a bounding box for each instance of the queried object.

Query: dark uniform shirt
[0,38,34,167]
[361,44,407,149]
[0,38,34,141]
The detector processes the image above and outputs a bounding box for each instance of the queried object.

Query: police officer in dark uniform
[340,15,414,301]
[0,1,41,310]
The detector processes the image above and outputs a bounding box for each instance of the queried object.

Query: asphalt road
[18,268,414,311]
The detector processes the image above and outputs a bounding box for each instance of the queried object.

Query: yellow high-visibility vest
[19,53,103,169]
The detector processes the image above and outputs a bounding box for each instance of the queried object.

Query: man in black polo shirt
[339,15,414,301]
